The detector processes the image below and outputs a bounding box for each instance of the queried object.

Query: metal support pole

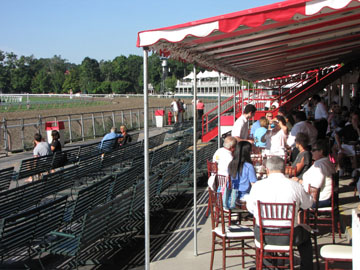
[68,115,72,143]
[91,113,96,139]
[143,48,150,270]
[193,65,198,256]
[241,80,244,113]
[80,114,85,141]
[218,72,221,149]
[233,77,236,121]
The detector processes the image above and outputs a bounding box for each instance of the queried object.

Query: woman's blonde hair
[120,125,127,132]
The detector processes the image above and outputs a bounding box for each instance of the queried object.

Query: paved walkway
[150,178,358,270]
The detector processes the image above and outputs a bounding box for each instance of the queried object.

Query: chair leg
[337,217,342,239]
[241,239,245,268]
[325,259,329,270]
[210,233,215,270]
[259,248,264,270]
[290,250,294,270]
[313,233,320,270]
[205,199,210,217]
[222,238,226,270]
[332,214,335,244]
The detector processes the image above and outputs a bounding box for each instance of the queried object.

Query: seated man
[246,156,314,270]
[212,136,237,176]
[335,111,360,176]
[100,127,122,152]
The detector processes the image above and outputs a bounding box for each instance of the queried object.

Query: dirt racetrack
[0,96,193,120]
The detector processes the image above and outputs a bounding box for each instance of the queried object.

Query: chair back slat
[216,174,231,190]
[207,160,218,178]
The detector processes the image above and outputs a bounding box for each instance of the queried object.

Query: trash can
[155,110,165,128]
[45,121,65,147]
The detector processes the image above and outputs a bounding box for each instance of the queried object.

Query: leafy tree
[79,57,101,93]
[111,80,132,94]
[112,55,129,81]
[165,75,177,92]
[31,68,51,93]
[63,67,80,93]
[10,55,34,93]
[100,60,114,82]
[96,81,112,94]
[0,50,10,93]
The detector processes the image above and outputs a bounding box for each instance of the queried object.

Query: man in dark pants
[246,156,314,270]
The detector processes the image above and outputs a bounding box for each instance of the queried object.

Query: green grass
[0,97,110,113]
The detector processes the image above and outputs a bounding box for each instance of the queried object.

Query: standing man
[231,104,256,143]
[171,99,179,123]
[313,94,328,120]
[287,111,318,148]
[212,136,237,176]
[33,133,51,157]
[246,156,314,270]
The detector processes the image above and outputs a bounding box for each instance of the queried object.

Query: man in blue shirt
[100,127,122,151]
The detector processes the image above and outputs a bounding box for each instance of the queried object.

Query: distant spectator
[177,99,184,123]
[254,117,268,148]
[100,127,122,151]
[33,133,51,157]
[292,132,311,179]
[50,130,62,153]
[313,94,328,120]
[118,125,132,146]
[287,111,318,148]
[171,99,179,123]
[197,100,205,120]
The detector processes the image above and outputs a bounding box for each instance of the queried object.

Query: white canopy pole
[241,80,244,114]
[143,48,150,270]
[193,65,198,256]
[233,77,236,121]
[217,72,221,148]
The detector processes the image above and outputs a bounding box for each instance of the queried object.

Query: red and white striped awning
[137,0,360,81]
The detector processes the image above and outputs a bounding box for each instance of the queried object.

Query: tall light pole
[161,57,168,94]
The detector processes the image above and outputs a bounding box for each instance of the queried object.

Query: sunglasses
[311,148,320,152]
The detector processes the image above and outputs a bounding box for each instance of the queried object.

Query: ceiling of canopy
[137,0,360,81]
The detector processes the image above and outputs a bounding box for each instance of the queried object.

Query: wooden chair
[206,160,218,217]
[320,244,352,270]
[255,200,296,270]
[316,172,342,243]
[208,188,254,270]
[302,185,320,269]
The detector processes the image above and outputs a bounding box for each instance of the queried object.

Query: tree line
[0,50,195,94]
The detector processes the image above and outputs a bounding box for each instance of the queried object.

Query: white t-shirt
[302,157,334,201]
[212,147,233,176]
[264,128,287,156]
[171,101,178,112]
[231,115,248,139]
[315,102,328,120]
[287,121,318,148]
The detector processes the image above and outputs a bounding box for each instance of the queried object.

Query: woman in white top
[294,139,335,208]
[261,115,288,157]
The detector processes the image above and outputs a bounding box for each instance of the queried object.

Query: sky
[1,0,281,64]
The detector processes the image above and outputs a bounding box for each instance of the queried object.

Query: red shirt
[197,102,204,110]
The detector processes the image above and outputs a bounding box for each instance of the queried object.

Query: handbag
[221,182,238,210]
